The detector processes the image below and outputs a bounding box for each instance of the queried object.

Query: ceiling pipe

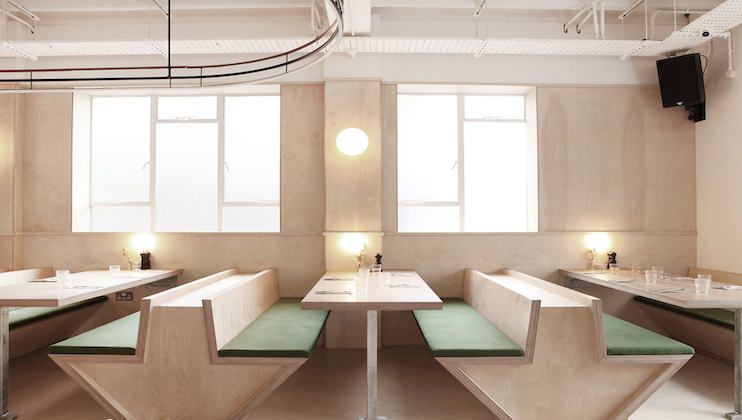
[618,0,646,21]
[650,9,709,40]
[0,0,344,88]
[563,4,591,33]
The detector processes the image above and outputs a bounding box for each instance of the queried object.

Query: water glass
[357,267,370,297]
[609,263,620,275]
[695,274,712,294]
[56,269,71,286]
[631,265,643,275]
[644,270,658,283]
[651,266,665,280]
[370,264,382,273]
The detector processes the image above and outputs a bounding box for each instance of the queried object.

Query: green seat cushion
[48,312,140,356]
[218,298,330,358]
[412,298,524,358]
[9,296,107,330]
[635,296,734,330]
[603,313,694,356]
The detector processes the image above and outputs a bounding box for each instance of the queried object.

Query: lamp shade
[336,128,369,156]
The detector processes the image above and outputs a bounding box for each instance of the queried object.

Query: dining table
[301,270,442,420]
[560,268,742,420]
[0,268,182,420]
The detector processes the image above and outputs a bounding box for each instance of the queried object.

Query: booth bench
[2,268,107,358]
[413,269,694,420]
[48,268,329,420]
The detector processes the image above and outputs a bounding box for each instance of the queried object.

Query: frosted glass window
[397,95,458,202]
[91,97,150,202]
[223,206,280,232]
[224,96,281,202]
[158,96,217,120]
[397,89,536,233]
[464,122,528,232]
[91,206,150,232]
[465,96,525,120]
[155,123,218,232]
[398,206,460,233]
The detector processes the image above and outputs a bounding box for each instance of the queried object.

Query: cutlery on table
[653,288,689,293]
[323,278,353,281]
[315,290,352,295]
[713,285,742,290]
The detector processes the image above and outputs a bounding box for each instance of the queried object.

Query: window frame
[396,90,537,233]
[84,93,281,233]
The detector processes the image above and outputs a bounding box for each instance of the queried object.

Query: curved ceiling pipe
[0,0,344,89]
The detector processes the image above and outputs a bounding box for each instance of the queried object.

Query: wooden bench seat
[48,312,140,356]
[2,268,108,358]
[10,296,108,330]
[634,296,734,330]
[50,268,329,420]
[218,298,328,358]
[420,269,693,420]
[413,298,523,358]
[603,313,694,356]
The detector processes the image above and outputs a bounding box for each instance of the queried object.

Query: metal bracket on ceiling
[474,0,487,17]
[150,0,169,16]
[1,0,39,34]
[565,1,605,39]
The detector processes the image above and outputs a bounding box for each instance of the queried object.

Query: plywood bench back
[464,270,540,355]
[203,269,279,352]
[690,267,742,286]
[0,267,53,285]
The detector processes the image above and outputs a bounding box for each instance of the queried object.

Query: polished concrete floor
[7,346,736,419]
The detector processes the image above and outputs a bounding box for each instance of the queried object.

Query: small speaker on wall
[657,53,706,122]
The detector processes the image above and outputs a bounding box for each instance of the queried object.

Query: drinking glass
[651,266,665,280]
[695,274,712,294]
[56,269,71,287]
[609,263,620,275]
[370,264,382,273]
[357,267,370,297]
[644,270,657,283]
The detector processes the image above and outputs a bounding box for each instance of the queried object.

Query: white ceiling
[0,0,738,62]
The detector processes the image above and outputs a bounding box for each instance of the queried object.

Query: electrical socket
[115,291,134,301]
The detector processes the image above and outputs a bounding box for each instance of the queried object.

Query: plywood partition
[0,267,52,284]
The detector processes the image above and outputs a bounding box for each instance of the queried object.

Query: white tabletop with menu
[0,268,182,420]
[302,270,442,420]
[560,268,742,420]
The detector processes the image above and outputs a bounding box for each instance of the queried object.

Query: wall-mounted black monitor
[656,53,705,108]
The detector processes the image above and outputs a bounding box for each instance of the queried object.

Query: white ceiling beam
[344,0,371,36]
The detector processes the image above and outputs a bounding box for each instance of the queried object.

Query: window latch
[224,161,231,172]
[140,161,150,171]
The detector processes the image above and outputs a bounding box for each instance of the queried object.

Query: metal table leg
[359,310,385,420]
[1,307,17,420]
[727,309,742,420]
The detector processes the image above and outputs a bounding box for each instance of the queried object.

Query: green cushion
[603,313,694,356]
[9,296,107,330]
[218,298,330,358]
[635,296,734,331]
[48,312,140,356]
[412,298,524,358]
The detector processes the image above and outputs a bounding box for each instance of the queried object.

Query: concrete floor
[7,346,736,419]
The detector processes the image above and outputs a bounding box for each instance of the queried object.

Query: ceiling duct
[0,0,343,89]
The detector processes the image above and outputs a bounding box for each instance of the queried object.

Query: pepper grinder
[606,251,617,269]
[140,252,151,270]
[375,253,383,272]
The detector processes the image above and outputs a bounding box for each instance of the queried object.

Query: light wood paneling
[538,86,695,233]
[280,85,325,234]
[0,93,17,234]
[690,267,742,287]
[21,93,73,233]
[0,267,52,285]
[380,83,397,233]
[324,81,382,232]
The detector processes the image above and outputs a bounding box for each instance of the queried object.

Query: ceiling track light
[0,0,343,89]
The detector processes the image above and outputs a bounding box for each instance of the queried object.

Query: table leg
[1,308,17,420]
[727,309,742,420]
[359,310,386,420]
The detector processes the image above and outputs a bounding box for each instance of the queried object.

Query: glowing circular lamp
[336,128,369,156]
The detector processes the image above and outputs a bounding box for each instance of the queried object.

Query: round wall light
[336,128,369,156]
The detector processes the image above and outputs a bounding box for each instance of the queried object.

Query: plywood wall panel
[324,81,382,232]
[280,84,325,234]
[538,86,695,233]
[0,94,16,234]
[22,93,73,233]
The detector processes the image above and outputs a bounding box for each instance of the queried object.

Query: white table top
[301,270,442,311]
[560,268,742,309]
[0,269,182,307]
